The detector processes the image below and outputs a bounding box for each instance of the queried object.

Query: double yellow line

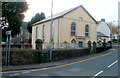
[1,52,112,74]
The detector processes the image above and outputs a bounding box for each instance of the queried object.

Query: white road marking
[110,49,116,50]
[92,70,103,78]
[92,60,118,78]
[21,71,31,74]
[9,73,20,76]
[9,71,31,76]
[108,60,118,68]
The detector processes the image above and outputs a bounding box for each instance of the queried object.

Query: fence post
[102,39,106,50]
[108,41,112,48]
[50,48,52,61]
[87,41,92,54]
[93,41,96,54]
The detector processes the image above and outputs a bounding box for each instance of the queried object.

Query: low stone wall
[96,46,111,53]
[51,48,90,61]
[2,48,42,66]
[2,46,111,66]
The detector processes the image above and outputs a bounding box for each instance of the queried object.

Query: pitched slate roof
[22,22,28,30]
[33,5,97,26]
[97,32,109,38]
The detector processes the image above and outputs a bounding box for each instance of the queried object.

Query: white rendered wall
[97,22,111,40]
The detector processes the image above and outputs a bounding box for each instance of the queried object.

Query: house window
[85,25,89,37]
[71,22,76,36]
[42,25,46,42]
[79,17,83,21]
[36,27,38,40]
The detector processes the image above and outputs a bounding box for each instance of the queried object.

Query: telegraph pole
[50,0,53,42]
[50,0,54,61]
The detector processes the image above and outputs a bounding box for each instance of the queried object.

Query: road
[2,48,119,78]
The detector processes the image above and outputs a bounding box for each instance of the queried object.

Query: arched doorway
[71,39,76,48]
[78,41,83,48]
[71,39,76,43]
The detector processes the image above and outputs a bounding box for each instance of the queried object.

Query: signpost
[5,31,11,66]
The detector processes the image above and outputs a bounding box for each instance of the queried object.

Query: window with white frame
[71,22,76,36]
[42,25,46,42]
[36,27,38,40]
[79,17,83,21]
[85,25,89,37]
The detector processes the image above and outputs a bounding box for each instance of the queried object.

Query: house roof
[97,32,109,38]
[22,22,28,30]
[33,5,97,26]
[97,21,102,24]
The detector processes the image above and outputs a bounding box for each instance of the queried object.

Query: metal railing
[1,42,111,50]
[43,42,111,49]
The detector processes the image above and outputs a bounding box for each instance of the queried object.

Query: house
[97,32,109,42]
[21,22,31,44]
[11,22,31,44]
[97,19,111,42]
[32,5,97,49]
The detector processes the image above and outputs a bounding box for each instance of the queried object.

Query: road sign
[6,31,11,35]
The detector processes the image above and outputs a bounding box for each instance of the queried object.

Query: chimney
[101,18,105,22]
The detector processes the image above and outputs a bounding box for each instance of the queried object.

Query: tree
[1,2,28,40]
[27,12,45,33]
[107,23,118,34]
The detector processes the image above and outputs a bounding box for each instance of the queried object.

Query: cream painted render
[32,5,97,49]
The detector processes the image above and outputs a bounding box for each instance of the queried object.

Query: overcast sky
[24,0,120,25]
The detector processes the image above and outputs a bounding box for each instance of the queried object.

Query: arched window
[42,25,46,41]
[85,25,89,37]
[71,22,76,36]
[36,27,38,40]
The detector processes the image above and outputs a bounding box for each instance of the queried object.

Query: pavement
[2,49,113,72]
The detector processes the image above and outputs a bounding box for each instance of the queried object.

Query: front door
[78,41,83,48]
